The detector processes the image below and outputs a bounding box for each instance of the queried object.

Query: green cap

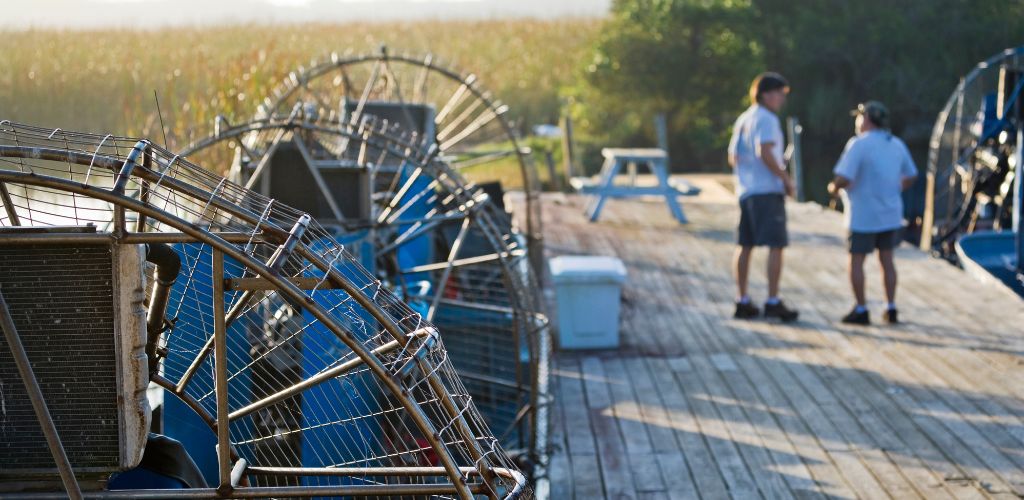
[850,101,889,128]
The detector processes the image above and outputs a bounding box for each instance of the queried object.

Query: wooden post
[654,112,670,176]
[786,117,805,202]
[544,149,563,192]
[654,113,669,153]
[560,114,576,181]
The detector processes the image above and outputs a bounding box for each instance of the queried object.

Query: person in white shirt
[727,72,799,322]
[828,101,918,325]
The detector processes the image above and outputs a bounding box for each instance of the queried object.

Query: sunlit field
[0,20,598,183]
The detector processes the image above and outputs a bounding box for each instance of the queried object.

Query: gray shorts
[848,229,901,254]
[737,193,788,248]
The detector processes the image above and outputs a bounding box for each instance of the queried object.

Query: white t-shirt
[728,104,786,200]
[833,130,918,233]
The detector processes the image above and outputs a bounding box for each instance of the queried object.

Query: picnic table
[570,148,700,223]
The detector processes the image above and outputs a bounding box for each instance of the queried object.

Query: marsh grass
[0,19,598,182]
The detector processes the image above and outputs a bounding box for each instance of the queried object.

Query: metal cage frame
[0,120,529,500]
[255,46,545,277]
[179,111,551,474]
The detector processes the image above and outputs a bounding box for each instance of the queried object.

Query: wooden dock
[518,176,1024,499]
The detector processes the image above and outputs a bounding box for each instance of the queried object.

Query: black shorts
[737,193,788,248]
[848,229,901,254]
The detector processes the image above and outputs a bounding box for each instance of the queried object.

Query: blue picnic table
[570,148,700,223]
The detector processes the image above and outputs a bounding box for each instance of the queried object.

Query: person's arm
[727,126,739,169]
[829,137,860,197]
[828,175,851,197]
[759,142,795,196]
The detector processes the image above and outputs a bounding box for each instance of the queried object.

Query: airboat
[179,48,552,483]
[0,120,531,499]
[922,46,1024,296]
[0,44,551,498]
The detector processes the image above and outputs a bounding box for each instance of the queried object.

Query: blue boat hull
[955,232,1024,297]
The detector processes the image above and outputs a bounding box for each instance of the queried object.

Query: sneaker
[763,301,799,322]
[734,301,760,320]
[883,309,899,324]
[841,307,870,325]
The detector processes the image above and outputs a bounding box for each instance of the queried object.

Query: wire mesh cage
[0,120,530,499]
[923,46,1024,254]
[179,109,551,475]
[253,47,545,277]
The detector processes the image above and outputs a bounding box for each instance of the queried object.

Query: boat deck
[517,176,1024,499]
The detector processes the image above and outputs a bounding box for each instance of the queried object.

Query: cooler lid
[549,255,627,284]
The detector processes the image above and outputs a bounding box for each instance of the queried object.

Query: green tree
[568,0,1024,206]
[566,0,759,172]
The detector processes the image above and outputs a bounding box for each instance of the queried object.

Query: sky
[2,0,612,29]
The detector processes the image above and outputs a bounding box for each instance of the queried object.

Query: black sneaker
[841,307,870,325]
[763,301,799,322]
[883,308,899,324]
[734,301,760,319]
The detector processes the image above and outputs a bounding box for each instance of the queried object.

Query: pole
[560,114,576,181]
[786,117,805,202]
[654,112,669,154]
[1015,129,1023,274]
[0,288,83,500]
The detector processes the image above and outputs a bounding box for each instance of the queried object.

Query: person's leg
[879,249,897,306]
[767,247,783,300]
[734,245,753,301]
[849,252,867,306]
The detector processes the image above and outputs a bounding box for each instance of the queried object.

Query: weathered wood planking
[517,182,1024,500]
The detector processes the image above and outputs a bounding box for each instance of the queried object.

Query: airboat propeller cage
[922,45,1024,252]
[180,107,551,473]
[0,229,150,478]
[257,47,545,276]
[0,121,528,499]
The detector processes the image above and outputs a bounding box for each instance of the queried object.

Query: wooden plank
[568,453,604,500]
[548,359,573,500]
[556,357,597,456]
[706,352,825,499]
[580,356,639,500]
[687,354,795,500]
[644,356,729,499]
[665,356,762,499]
[602,358,665,493]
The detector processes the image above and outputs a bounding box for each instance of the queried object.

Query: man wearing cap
[828,101,918,325]
[727,72,799,322]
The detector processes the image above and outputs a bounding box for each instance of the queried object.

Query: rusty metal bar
[0,288,83,500]
[229,338,398,422]
[0,232,260,244]
[112,141,149,195]
[176,215,310,393]
[227,328,436,422]
[9,482,495,499]
[212,249,232,495]
[134,147,153,232]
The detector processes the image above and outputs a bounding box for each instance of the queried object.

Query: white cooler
[550,255,627,349]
